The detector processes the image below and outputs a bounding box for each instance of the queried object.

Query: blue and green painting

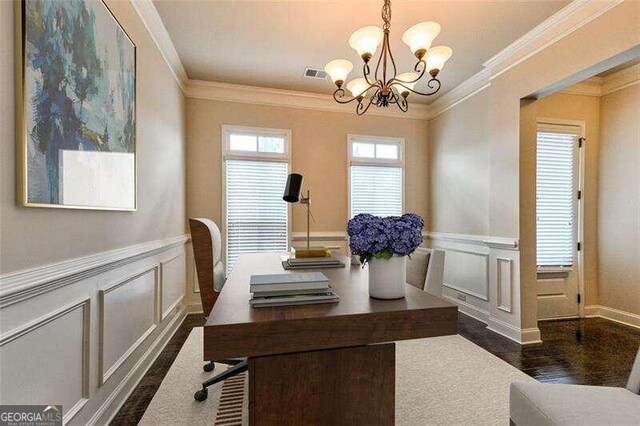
[24,0,135,206]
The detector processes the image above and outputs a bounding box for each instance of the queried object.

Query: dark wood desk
[204,253,458,425]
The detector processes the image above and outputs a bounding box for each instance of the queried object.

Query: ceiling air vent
[303,67,327,80]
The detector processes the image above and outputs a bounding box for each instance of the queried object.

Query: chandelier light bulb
[402,21,441,59]
[425,46,453,77]
[349,26,384,61]
[395,72,419,95]
[346,78,370,98]
[324,59,354,86]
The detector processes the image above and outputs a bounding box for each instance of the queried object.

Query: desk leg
[248,343,395,426]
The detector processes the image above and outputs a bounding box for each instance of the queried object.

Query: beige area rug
[140,328,534,425]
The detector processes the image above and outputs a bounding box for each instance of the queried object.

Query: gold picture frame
[16,0,137,211]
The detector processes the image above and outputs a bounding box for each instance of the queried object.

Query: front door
[535,121,582,320]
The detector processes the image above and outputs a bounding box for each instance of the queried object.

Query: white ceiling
[153,0,570,103]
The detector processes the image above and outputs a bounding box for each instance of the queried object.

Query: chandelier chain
[382,0,391,31]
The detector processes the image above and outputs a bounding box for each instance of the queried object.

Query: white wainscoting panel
[0,235,188,425]
[442,248,490,301]
[0,299,90,423]
[497,258,513,313]
[99,267,158,385]
[161,253,186,320]
[426,232,538,344]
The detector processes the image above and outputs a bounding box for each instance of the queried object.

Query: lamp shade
[395,72,419,94]
[425,46,453,74]
[346,78,370,98]
[402,21,441,58]
[283,173,303,203]
[324,59,353,84]
[348,26,384,58]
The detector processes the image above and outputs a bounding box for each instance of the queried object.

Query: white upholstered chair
[509,345,640,425]
[189,218,247,402]
[406,248,445,297]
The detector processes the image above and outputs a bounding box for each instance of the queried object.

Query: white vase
[367,255,406,299]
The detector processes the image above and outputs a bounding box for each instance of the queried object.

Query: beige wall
[597,83,640,316]
[186,98,429,234]
[0,1,187,273]
[425,1,639,331]
[429,90,490,236]
[534,92,601,306]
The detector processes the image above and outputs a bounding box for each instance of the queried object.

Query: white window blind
[536,130,578,267]
[225,159,289,271]
[350,166,403,217]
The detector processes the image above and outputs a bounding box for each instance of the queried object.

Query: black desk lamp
[283,173,321,256]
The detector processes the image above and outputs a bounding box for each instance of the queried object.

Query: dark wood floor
[111,313,640,425]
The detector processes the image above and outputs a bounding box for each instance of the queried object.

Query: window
[536,123,581,267]
[223,126,290,271]
[348,135,404,218]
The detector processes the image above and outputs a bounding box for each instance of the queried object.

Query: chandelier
[324,0,452,115]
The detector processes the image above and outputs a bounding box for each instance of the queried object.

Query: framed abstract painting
[16,0,136,211]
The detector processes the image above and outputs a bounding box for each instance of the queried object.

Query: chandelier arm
[332,88,361,104]
[392,78,442,97]
[396,96,408,112]
[363,63,376,87]
[357,90,379,115]
[333,81,381,104]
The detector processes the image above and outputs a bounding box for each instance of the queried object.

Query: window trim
[347,134,405,220]
[221,125,292,270]
[222,124,291,161]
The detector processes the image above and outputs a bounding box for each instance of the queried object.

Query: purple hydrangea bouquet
[347,213,424,299]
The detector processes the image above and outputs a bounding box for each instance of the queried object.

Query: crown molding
[483,0,625,80]
[601,63,640,95]
[129,0,188,91]
[429,69,491,119]
[556,63,639,97]
[185,80,433,120]
[558,77,603,96]
[131,0,627,120]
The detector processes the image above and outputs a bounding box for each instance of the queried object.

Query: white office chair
[189,218,247,402]
[406,248,445,297]
[510,345,640,424]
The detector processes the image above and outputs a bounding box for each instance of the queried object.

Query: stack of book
[249,272,339,308]
[281,254,345,270]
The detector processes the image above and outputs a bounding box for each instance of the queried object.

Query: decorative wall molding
[441,248,490,301]
[496,257,513,313]
[1,236,188,425]
[0,234,189,308]
[584,305,640,330]
[482,0,625,79]
[185,79,432,120]
[129,0,187,91]
[131,0,626,121]
[88,307,187,426]
[428,69,491,119]
[558,63,640,97]
[98,267,159,386]
[0,298,91,423]
[487,317,542,345]
[426,231,518,250]
[442,293,489,323]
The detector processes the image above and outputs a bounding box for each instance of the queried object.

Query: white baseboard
[185,301,204,314]
[584,305,640,330]
[486,317,542,345]
[442,294,489,323]
[89,307,187,425]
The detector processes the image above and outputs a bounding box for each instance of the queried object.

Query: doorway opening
[535,120,584,320]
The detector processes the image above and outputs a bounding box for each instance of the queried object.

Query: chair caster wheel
[203,362,215,372]
[194,388,208,402]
